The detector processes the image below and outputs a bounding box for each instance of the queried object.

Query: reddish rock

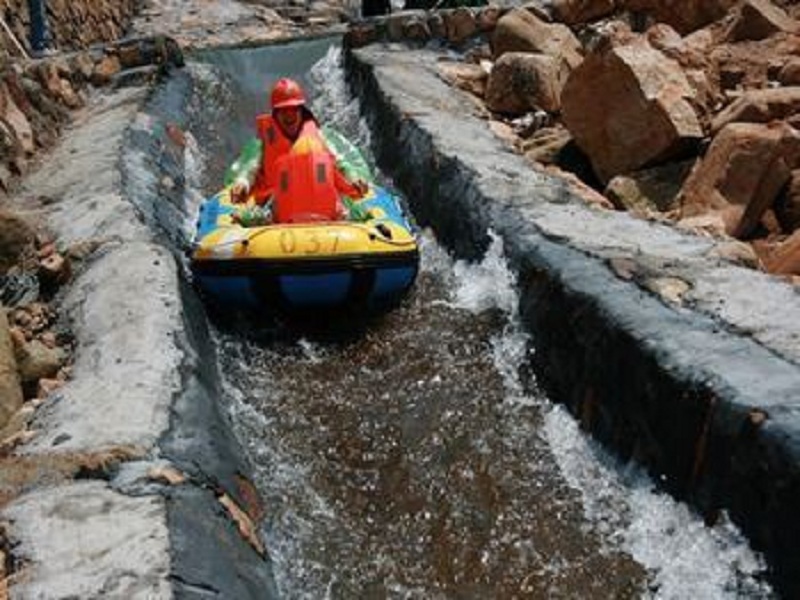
[492,8,583,71]
[679,122,800,238]
[550,0,616,25]
[622,0,736,35]
[485,52,563,114]
[561,38,703,183]
[711,87,800,133]
[726,0,799,42]
[711,33,800,92]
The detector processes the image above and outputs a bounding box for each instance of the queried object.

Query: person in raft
[230,78,368,225]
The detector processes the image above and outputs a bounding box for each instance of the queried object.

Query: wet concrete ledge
[345,44,800,597]
[3,74,278,596]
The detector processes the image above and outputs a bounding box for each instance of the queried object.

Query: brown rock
[39,252,71,286]
[521,125,572,164]
[726,0,799,42]
[759,228,800,274]
[605,160,695,215]
[711,87,800,133]
[485,52,563,114]
[775,169,800,232]
[15,338,66,384]
[0,210,34,273]
[779,59,800,86]
[344,23,378,49]
[444,7,477,45]
[91,54,122,86]
[476,5,502,32]
[622,0,736,35]
[550,0,615,25]
[492,8,583,70]
[561,38,703,183]
[404,17,431,42]
[0,310,23,429]
[0,82,34,155]
[437,61,488,98]
[679,121,800,238]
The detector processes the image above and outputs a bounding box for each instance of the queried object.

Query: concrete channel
[2,33,798,597]
[344,43,800,597]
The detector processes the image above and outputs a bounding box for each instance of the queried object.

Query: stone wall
[0,0,139,57]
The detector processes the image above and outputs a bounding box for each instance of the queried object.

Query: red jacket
[251,114,362,204]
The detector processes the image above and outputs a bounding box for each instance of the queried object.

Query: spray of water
[448,234,772,598]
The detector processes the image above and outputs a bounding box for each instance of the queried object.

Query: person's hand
[230,181,249,204]
[353,180,369,198]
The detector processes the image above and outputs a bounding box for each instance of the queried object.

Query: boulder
[561,38,703,182]
[679,121,800,238]
[0,309,23,429]
[485,52,563,114]
[549,0,615,25]
[0,210,34,273]
[726,0,799,42]
[492,7,583,71]
[711,87,800,133]
[436,61,488,98]
[476,6,502,32]
[444,7,477,45]
[15,337,66,384]
[621,0,736,35]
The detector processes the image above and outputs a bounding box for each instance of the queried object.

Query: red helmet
[270,78,306,110]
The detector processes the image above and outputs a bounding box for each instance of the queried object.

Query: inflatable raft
[190,129,419,312]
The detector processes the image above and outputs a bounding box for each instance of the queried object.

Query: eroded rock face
[679,121,800,238]
[561,38,703,183]
[485,52,563,114]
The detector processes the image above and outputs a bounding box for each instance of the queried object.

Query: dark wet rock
[776,170,800,233]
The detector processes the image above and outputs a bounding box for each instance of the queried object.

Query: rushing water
[170,41,773,598]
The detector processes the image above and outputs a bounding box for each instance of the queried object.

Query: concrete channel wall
[345,44,800,597]
[2,72,278,597]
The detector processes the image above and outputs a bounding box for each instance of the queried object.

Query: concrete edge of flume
[2,67,279,596]
[344,44,800,597]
